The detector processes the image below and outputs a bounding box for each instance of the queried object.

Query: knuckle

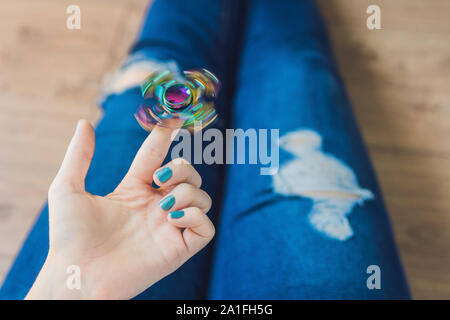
[78,148,92,163]
[191,207,203,218]
[194,171,202,187]
[205,221,215,239]
[202,190,212,210]
[178,160,196,176]
[192,207,215,239]
[172,157,190,165]
[179,182,196,194]
[146,145,166,161]
[172,158,202,187]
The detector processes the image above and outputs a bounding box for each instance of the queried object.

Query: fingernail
[151,181,160,189]
[159,195,175,211]
[155,167,172,183]
[170,210,184,219]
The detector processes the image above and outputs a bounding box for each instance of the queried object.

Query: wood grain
[0,0,448,299]
[317,0,450,299]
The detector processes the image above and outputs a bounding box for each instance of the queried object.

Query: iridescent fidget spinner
[135,68,220,132]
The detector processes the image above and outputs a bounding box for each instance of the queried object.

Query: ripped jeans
[0,0,410,299]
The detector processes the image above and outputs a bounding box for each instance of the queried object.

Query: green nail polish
[155,167,172,183]
[170,210,184,219]
[159,195,175,211]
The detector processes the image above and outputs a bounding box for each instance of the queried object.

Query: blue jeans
[0,0,410,299]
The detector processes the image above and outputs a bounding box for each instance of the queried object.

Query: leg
[208,0,410,299]
[0,0,242,299]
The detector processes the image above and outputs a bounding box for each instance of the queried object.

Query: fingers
[50,120,95,194]
[158,183,212,213]
[122,122,182,185]
[167,207,215,254]
[153,158,202,189]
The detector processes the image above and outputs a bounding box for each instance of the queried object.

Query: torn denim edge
[272,129,374,241]
[97,52,180,107]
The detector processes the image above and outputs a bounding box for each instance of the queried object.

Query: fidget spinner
[135,68,220,132]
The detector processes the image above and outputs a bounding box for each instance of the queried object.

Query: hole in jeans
[100,58,179,97]
[272,129,374,241]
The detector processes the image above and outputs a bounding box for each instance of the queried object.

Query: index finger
[122,124,180,185]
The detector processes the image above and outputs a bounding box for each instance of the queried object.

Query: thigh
[208,0,410,299]
[0,0,242,299]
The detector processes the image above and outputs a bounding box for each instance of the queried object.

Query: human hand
[26,120,214,300]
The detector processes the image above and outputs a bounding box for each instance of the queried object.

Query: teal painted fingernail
[151,180,160,189]
[159,195,175,211]
[155,167,172,183]
[170,210,184,219]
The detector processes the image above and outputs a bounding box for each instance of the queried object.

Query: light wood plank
[0,0,448,299]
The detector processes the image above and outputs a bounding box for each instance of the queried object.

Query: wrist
[26,253,91,300]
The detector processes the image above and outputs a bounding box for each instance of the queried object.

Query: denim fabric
[208,0,410,299]
[0,0,240,300]
[0,0,410,300]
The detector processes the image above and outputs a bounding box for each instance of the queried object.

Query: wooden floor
[0,0,448,299]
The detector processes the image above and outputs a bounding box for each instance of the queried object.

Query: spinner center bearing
[163,83,192,110]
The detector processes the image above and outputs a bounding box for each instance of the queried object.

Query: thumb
[51,119,95,194]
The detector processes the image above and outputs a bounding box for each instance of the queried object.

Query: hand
[26,120,214,300]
